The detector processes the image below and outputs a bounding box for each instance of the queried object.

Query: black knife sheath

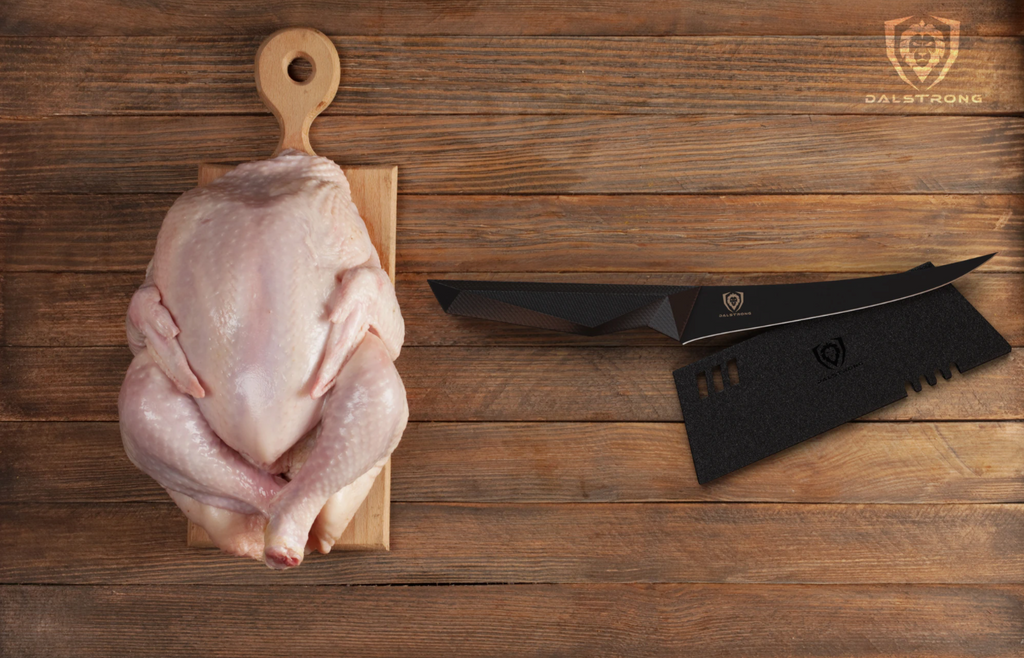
[673,269,1011,484]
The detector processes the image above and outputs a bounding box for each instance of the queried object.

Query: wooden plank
[4,584,1023,658]
[392,346,1024,422]
[2,421,1022,505]
[3,36,1022,118]
[0,194,166,272]
[3,194,1020,274]
[2,0,1021,36]
[1,346,1019,422]
[2,116,1022,194]
[4,272,1020,347]
[1,502,1021,584]
[391,194,1024,274]
[0,272,138,346]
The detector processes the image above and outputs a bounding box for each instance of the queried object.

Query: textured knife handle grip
[255,27,341,156]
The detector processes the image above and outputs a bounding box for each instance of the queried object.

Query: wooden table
[1,2,1022,655]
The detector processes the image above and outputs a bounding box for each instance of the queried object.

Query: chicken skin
[118,150,407,569]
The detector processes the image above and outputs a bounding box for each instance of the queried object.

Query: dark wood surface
[3,36,1023,116]
[3,116,1023,194]
[3,194,1021,273]
[5,585,1023,658]
[1,1,1021,655]
[2,0,1021,36]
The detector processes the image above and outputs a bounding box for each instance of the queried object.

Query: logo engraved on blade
[722,291,744,313]
[813,337,847,370]
[885,15,960,90]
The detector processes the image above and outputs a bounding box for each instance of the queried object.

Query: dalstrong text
[865,93,983,104]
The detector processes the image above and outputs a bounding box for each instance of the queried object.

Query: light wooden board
[186,163,397,551]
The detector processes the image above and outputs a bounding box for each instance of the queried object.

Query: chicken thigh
[118,150,407,569]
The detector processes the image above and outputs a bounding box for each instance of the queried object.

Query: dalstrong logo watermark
[865,15,982,105]
[886,15,959,90]
[722,291,744,313]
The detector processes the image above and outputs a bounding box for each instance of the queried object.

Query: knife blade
[428,254,994,344]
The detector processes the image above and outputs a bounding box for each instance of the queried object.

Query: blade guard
[673,266,1010,484]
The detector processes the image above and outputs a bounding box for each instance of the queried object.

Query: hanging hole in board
[288,56,314,82]
[711,365,725,392]
[696,372,709,399]
[726,358,739,385]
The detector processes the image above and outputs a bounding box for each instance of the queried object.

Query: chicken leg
[119,350,285,516]
[264,332,407,569]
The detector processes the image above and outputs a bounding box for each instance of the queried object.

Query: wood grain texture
[3,36,1021,118]
[403,346,1024,422]
[1,346,1019,422]
[3,421,1022,504]
[2,116,1022,194]
[252,28,341,155]
[4,584,1023,658]
[2,0,1021,36]
[2,2,1021,653]
[2,502,1021,584]
[3,194,1021,274]
[331,165,399,549]
[4,272,1020,347]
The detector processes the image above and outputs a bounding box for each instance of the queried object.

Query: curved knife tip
[967,252,996,269]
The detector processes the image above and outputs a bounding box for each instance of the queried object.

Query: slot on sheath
[697,372,709,399]
[726,358,739,385]
[711,365,725,392]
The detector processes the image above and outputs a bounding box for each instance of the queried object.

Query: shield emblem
[722,291,744,313]
[813,337,847,370]
[885,15,960,90]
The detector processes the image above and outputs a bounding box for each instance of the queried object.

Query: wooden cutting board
[186,27,396,552]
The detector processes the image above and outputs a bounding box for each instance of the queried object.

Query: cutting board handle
[255,27,340,156]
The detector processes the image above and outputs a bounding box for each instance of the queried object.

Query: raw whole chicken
[118,150,407,569]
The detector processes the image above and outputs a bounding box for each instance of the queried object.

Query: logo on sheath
[722,291,744,313]
[864,15,981,106]
[813,337,847,370]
